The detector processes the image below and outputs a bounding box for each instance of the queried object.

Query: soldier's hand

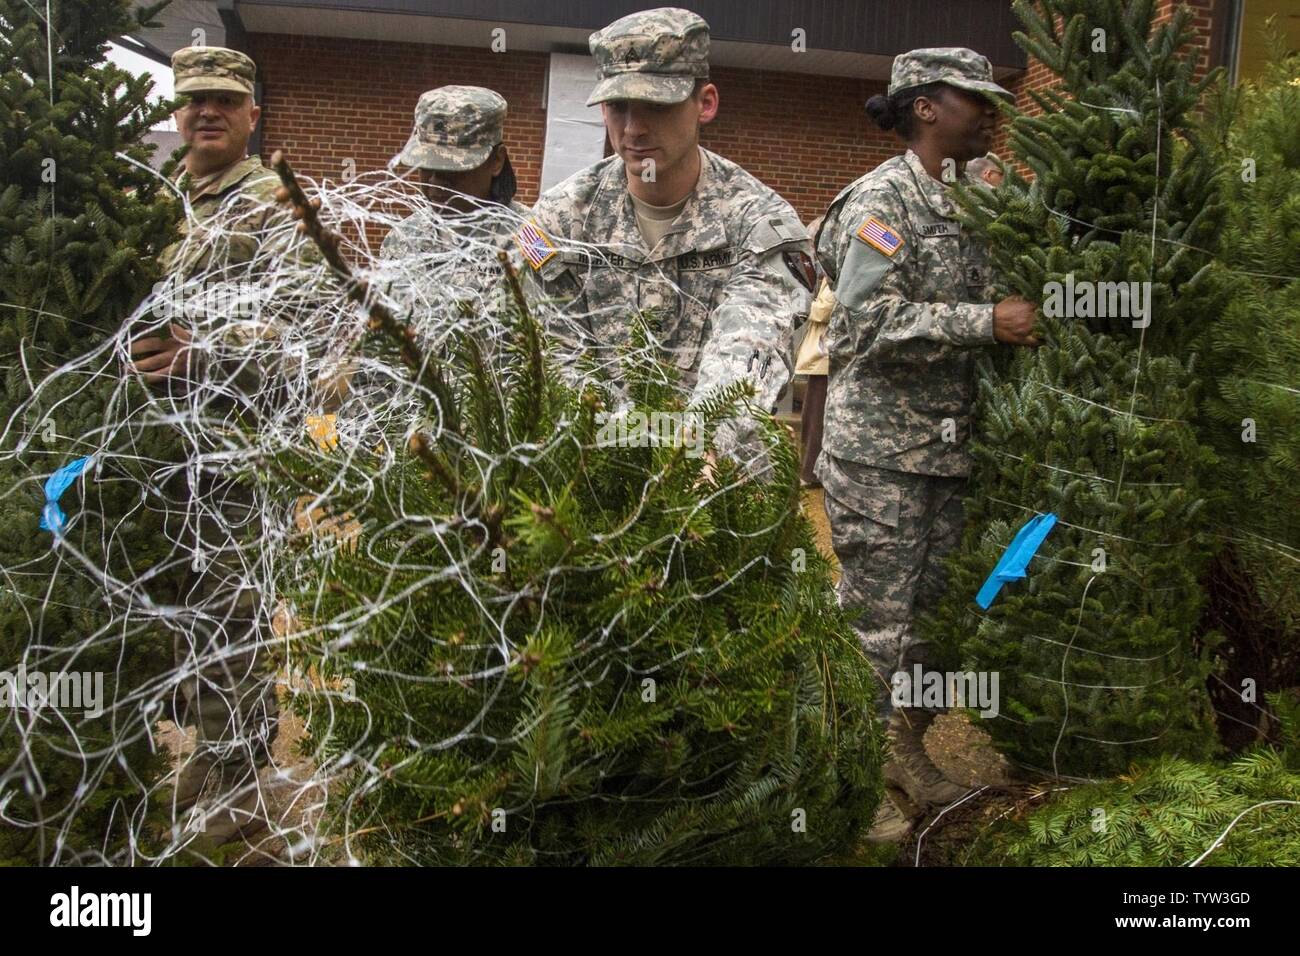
[993,296,1040,347]
[128,324,195,382]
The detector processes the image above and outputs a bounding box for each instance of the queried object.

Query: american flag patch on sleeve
[855,216,903,257]
[514,221,557,270]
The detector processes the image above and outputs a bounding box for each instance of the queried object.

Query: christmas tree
[924,0,1226,777]
[964,693,1300,866]
[0,0,178,863]
[1199,32,1300,743]
[271,165,882,865]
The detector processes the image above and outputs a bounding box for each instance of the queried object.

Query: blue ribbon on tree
[39,456,94,534]
[975,512,1058,609]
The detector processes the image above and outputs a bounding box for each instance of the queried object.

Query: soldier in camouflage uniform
[814,48,1038,841]
[523,8,815,471]
[382,85,529,292]
[127,47,310,845]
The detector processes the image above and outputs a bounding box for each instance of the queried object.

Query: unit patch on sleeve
[783,250,816,292]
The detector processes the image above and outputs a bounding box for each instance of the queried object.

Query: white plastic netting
[0,163,767,865]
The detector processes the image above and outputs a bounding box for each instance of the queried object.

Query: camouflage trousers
[816,454,965,719]
[163,475,279,774]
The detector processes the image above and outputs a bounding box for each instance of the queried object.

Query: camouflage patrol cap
[396,86,507,172]
[887,47,1012,101]
[586,7,710,106]
[171,46,256,96]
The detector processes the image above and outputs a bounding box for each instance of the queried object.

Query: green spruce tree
[924,0,1226,777]
[270,176,882,865]
[965,693,1300,866]
[1199,31,1300,742]
[0,0,179,863]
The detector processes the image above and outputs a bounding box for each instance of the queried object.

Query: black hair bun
[865,94,897,130]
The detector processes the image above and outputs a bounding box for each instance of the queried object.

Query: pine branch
[270,150,472,508]
[269,150,461,439]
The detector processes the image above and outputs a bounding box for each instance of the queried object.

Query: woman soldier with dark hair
[813,49,1039,843]
[383,85,529,262]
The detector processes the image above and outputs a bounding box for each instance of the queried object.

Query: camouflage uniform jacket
[380,199,532,258]
[528,148,813,416]
[161,155,290,276]
[156,155,335,412]
[380,198,530,307]
[815,148,998,478]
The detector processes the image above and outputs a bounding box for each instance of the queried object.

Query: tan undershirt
[630,191,691,253]
[184,157,245,199]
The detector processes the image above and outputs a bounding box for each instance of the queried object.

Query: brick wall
[247,33,548,206]
[247,0,1222,224]
[248,31,897,224]
[699,65,897,223]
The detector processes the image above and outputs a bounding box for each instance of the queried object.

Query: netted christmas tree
[0,0,179,863]
[924,0,1226,777]
[270,165,882,866]
[1199,31,1300,744]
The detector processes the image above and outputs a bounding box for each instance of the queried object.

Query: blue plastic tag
[40,455,94,534]
[975,512,1058,609]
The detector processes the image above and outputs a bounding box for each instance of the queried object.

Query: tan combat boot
[180,764,274,846]
[883,710,971,807]
[197,784,272,845]
[169,754,219,813]
[866,786,917,844]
